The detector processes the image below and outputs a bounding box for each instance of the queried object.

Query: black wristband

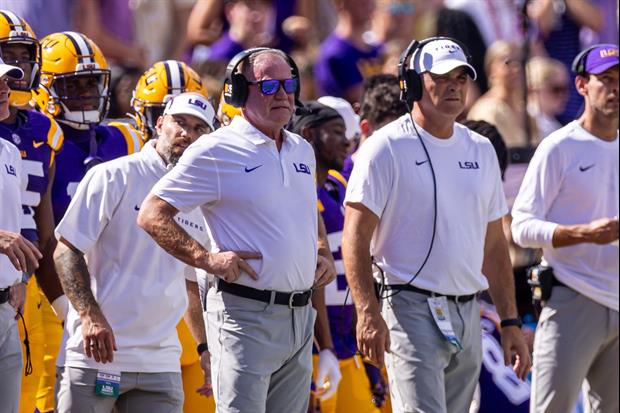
[196,342,209,356]
[500,318,523,329]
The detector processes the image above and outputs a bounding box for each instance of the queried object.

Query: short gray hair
[240,49,292,80]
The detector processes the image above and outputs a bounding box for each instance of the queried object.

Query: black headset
[571,44,600,75]
[223,47,301,108]
[398,36,472,108]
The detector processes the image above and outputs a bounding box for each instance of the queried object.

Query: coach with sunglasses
[139,48,336,413]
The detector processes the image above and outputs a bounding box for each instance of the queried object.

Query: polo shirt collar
[141,140,170,173]
[231,115,289,147]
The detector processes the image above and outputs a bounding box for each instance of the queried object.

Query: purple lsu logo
[294,163,311,175]
[5,164,17,176]
[188,98,208,111]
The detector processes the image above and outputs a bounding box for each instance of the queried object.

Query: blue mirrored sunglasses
[248,78,299,95]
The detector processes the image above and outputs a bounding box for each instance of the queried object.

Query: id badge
[95,370,121,397]
[427,296,463,353]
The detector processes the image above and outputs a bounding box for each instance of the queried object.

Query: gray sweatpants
[0,302,22,413]
[531,286,619,413]
[55,366,183,413]
[383,291,482,413]
[206,287,316,413]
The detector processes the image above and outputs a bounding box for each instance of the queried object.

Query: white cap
[317,96,361,141]
[0,56,23,80]
[163,92,215,131]
[411,39,477,80]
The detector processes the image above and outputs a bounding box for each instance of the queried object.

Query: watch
[196,342,209,356]
[500,318,523,329]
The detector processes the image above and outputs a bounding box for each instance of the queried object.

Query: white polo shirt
[0,139,23,288]
[512,121,619,310]
[152,115,317,292]
[55,142,209,373]
[345,115,508,296]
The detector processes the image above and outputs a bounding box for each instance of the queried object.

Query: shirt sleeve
[344,134,394,219]
[55,164,124,253]
[511,139,562,248]
[151,140,220,213]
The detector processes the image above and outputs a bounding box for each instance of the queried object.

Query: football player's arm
[186,0,225,45]
[314,212,337,287]
[138,194,261,282]
[184,277,213,397]
[54,237,116,363]
[33,163,66,309]
[482,218,531,380]
[341,202,390,368]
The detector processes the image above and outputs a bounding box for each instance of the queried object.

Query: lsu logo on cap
[600,48,619,58]
[188,97,208,111]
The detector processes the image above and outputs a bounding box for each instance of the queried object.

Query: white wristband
[51,295,69,322]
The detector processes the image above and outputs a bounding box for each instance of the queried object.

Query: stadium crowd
[0,0,617,412]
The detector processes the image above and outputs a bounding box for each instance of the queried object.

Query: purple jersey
[314,34,384,98]
[52,122,142,223]
[207,32,244,62]
[0,110,64,242]
[318,170,356,359]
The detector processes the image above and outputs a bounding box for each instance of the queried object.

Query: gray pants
[0,302,22,413]
[531,286,619,413]
[383,291,482,413]
[206,287,316,413]
[55,366,183,413]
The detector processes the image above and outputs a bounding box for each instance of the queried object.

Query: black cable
[17,310,33,376]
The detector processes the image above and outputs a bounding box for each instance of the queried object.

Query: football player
[31,31,142,412]
[131,59,215,413]
[0,11,66,413]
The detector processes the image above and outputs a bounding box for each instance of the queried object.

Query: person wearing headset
[341,37,531,413]
[512,44,619,413]
[138,47,336,413]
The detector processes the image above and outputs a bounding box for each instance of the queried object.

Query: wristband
[500,318,523,329]
[197,342,209,356]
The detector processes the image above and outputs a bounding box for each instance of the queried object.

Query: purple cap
[584,44,619,74]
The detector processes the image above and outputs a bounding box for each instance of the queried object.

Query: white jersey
[0,139,23,288]
[345,115,508,296]
[512,121,619,310]
[55,142,209,372]
[152,116,318,292]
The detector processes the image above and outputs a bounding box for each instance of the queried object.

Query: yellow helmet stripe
[63,31,94,64]
[163,60,185,93]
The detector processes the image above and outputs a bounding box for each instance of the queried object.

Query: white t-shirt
[511,121,619,310]
[0,139,23,288]
[55,142,209,373]
[152,116,318,292]
[345,115,508,295]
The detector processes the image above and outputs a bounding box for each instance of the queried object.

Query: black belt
[217,280,313,308]
[0,287,10,305]
[382,283,478,302]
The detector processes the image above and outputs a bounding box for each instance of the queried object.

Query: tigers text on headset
[222,47,305,114]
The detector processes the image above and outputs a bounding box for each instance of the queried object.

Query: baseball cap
[288,101,343,135]
[583,44,619,74]
[163,92,215,131]
[0,56,24,80]
[317,96,361,141]
[412,38,477,80]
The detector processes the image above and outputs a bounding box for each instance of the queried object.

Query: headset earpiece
[223,47,300,108]
[571,45,597,75]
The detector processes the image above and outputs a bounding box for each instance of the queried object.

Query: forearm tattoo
[55,247,99,314]
[148,215,206,268]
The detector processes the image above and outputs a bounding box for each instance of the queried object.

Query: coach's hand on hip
[204,250,262,283]
[81,309,117,363]
[500,325,531,381]
[357,310,391,368]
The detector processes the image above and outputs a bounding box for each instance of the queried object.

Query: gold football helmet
[34,31,110,129]
[0,10,40,107]
[131,60,207,140]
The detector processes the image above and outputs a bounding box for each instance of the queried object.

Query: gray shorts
[0,302,22,413]
[382,291,482,413]
[206,287,316,413]
[55,366,183,413]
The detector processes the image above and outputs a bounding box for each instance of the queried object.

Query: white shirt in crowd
[511,121,619,311]
[345,114,508,296]
[152,115,318,292]
[55,142,209,373]
[0,139,23,288]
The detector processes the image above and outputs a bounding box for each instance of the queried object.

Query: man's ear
[575,75,588,98]
[155,115,164,136]
[300,125,314,143]
[360,118,372,138]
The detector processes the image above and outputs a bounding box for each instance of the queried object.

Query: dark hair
[461,120,508,179]
[359,74,408,128]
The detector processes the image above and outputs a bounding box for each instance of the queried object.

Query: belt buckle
[288,291,305,308]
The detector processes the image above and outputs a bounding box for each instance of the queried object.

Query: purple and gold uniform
[315,170,379,413]
[52,122,142,222]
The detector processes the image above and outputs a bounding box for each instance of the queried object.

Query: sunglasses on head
[248,78,299,96]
